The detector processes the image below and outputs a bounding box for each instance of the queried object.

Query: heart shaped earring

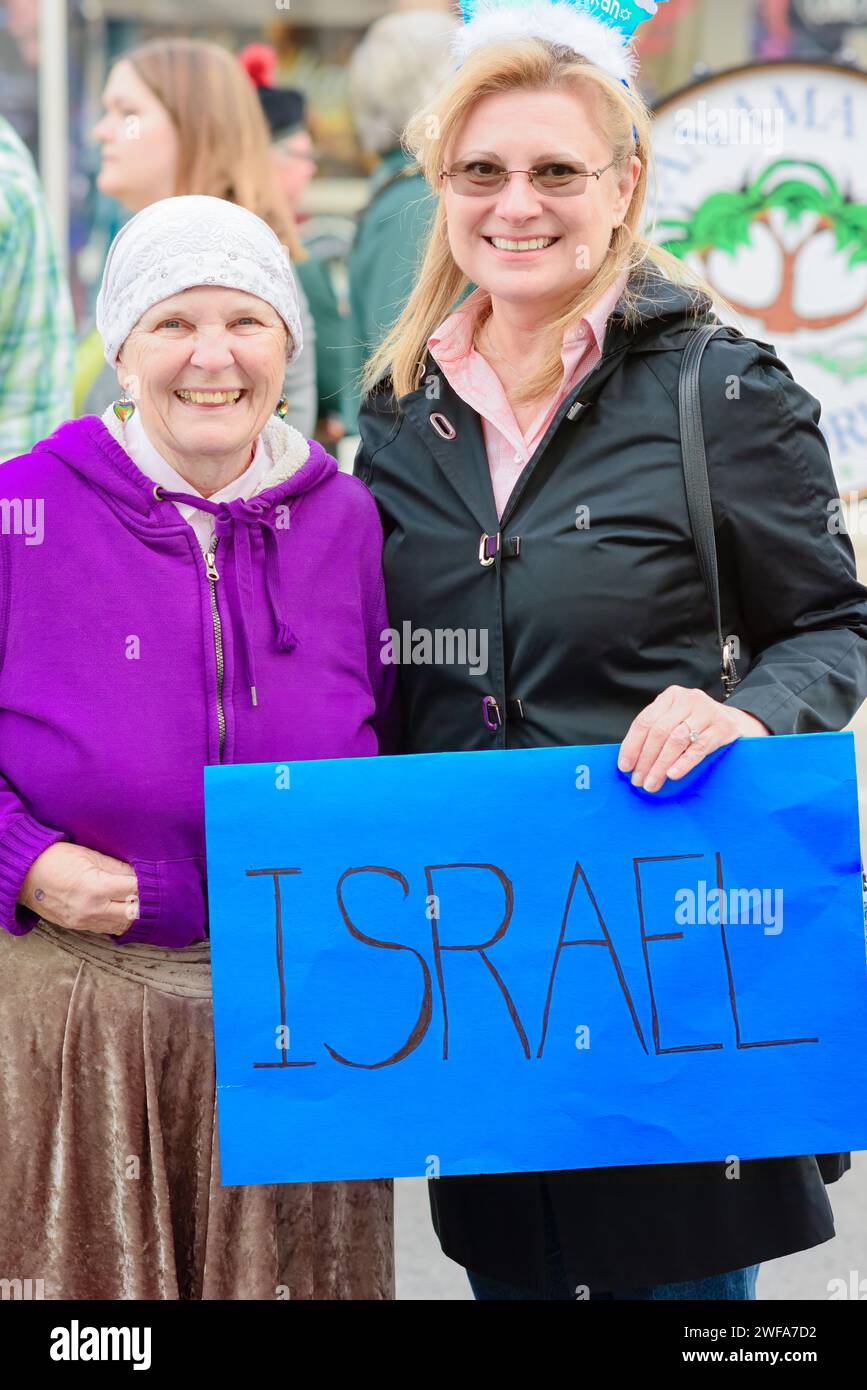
[112,391,136,423]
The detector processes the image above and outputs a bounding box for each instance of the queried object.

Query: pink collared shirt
[428,270,630,519]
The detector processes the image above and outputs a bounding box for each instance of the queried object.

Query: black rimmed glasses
[439,158,617,197]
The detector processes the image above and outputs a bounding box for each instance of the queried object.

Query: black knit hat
[239,44,307,141]
[260,86,307,141]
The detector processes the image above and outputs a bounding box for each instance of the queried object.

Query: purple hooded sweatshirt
[0,416,396,947]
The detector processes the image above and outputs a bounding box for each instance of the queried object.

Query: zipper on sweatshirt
[205,538,227,761]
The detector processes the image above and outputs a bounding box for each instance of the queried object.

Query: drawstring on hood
[154,486,298,706]
[34,412,338,710]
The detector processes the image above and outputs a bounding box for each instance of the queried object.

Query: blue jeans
[467,1263,759,1300]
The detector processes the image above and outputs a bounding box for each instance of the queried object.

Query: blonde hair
[361,37,713,406]
[125,37,306,262]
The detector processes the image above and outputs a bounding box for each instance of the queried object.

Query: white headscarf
[95,195,304,367]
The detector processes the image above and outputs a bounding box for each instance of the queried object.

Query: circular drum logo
[651,62,867,492]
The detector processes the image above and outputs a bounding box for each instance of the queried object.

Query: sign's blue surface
[204,734,867,1185]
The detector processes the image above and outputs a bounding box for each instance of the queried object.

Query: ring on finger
[682,721,702,745]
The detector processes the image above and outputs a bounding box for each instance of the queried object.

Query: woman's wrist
[726,708,771,738]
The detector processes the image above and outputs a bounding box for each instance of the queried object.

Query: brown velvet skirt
[0,921,394,1300]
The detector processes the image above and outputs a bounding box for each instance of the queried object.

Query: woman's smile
[483,233,562,258]
[173,388,249,410]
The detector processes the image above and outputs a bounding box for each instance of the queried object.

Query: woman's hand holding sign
[618,685,770,793]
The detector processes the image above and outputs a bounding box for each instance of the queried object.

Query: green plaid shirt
[0,116,74,461]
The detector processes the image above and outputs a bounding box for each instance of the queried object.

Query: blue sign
[204,734,867,1186]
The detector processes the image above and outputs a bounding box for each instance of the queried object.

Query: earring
[112,390,136,423]
[274,397,289,419]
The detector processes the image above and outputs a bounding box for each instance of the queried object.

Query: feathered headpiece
[455,0,670,84]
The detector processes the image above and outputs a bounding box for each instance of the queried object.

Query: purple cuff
[112,857,209,948]
[0,815,67,937]
[129,859,161,931]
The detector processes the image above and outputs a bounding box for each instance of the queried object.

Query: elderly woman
[356,10,867,1300]
[0,196,395,1300]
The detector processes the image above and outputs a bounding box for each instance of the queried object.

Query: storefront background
[3,0,867,324]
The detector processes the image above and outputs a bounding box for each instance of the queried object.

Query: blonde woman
[356,7,867,1301]
[76,38,316,434]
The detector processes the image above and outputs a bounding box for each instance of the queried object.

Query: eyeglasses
[276,143,320,165]
[440,159,616,197]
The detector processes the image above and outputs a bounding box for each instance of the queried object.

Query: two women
[5,13,865,1306]
[356,31,867,1298]
[0,196,394,1299]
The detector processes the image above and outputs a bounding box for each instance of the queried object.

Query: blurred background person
[241,41,348,447]
[344,8,457,428]
[0,113,74,462]
[245,45,318,211]
[75,37,317,437]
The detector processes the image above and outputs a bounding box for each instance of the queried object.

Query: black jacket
[355,271,867,1294]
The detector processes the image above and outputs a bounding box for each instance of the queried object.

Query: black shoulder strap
[678,323,740,699]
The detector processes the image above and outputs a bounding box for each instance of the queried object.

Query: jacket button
[481,696,502,730]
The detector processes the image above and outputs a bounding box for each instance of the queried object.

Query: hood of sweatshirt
[34,412,336,516]
[33,413,339,704]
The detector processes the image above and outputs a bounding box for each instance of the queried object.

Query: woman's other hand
[19,843,139,934]
[618,686,770,794]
